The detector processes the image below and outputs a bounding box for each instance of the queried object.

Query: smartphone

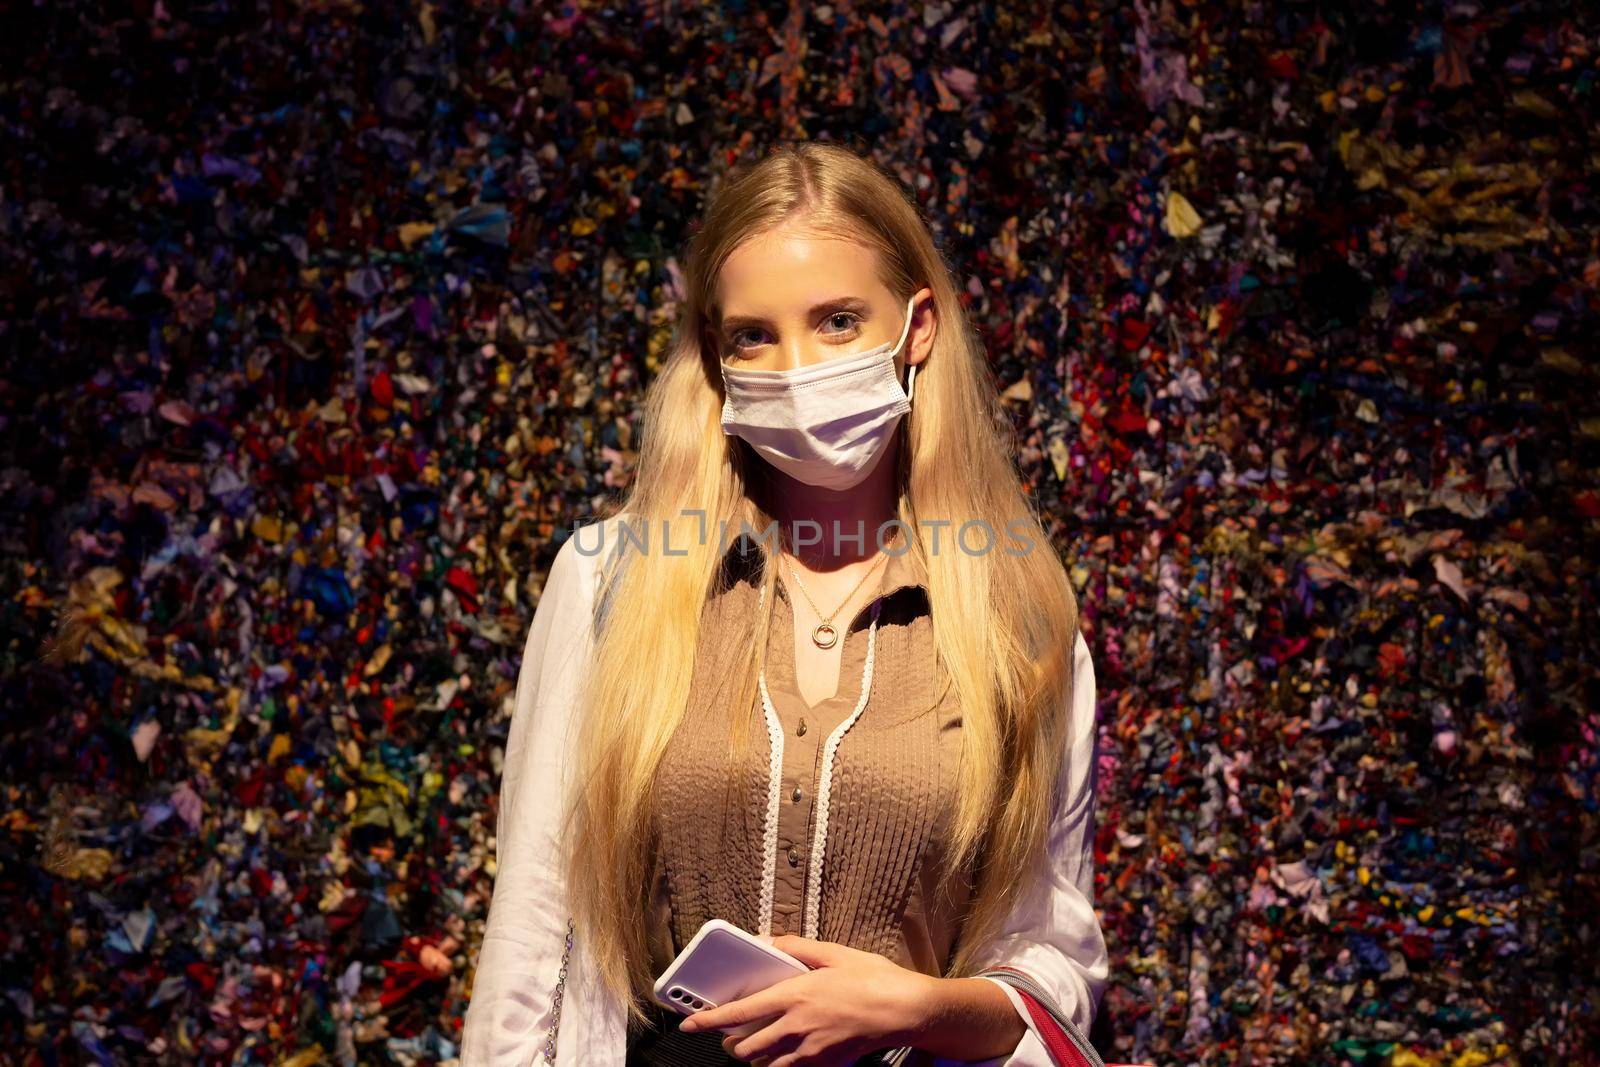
[652,918,810,1017]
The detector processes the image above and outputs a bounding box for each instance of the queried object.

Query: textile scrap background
[1,0,1595,1064]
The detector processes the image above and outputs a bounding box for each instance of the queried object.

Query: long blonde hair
[559,141,1081,1029]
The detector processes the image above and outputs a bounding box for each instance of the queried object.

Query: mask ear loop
[900,293,920,404]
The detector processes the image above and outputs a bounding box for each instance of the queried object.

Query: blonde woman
[461,142,1109,1067]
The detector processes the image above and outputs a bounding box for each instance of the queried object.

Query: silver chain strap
[541,917,576,1063]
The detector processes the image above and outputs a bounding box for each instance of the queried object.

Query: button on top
[787,845,801,867]
[796,717,808,737]
[791,785,803,803]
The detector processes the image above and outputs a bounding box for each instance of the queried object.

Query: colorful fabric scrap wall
[1,0,1595,1064]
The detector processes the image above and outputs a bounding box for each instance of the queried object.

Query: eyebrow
[719,296,872,334]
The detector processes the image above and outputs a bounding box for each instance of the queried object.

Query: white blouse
[459,514,1109,1066]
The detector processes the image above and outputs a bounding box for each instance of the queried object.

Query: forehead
[716,227,886,317]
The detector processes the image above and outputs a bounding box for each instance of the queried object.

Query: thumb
[766,934,839,967]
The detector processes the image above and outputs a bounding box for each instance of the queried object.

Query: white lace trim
[755,583,785,937]
[802,601,882,940]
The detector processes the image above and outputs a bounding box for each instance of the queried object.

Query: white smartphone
[652,918,810,1017]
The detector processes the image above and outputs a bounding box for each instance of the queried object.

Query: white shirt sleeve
[950,629,1111,1066]
[460,520,628,1067]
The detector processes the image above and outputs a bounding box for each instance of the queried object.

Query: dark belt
[627,1000,745,1067]
[626,1001,909,1066]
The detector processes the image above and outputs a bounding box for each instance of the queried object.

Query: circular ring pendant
[811,623,838,649]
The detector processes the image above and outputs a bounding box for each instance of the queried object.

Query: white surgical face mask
[720,295,919,491]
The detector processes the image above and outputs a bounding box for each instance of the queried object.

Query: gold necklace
[780,547,890,650]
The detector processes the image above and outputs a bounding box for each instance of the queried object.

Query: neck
[753,438,902,571]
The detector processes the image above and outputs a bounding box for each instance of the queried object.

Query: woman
[461,142,1108,1067]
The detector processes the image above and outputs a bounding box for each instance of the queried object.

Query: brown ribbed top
[642,534,978,990]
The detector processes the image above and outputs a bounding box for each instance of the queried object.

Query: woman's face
[707,223,933,376]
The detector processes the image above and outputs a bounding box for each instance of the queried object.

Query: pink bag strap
[1012,984,1096,1067]
[979,965,1155,1067]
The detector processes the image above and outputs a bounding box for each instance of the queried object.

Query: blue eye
[725,309,862,353]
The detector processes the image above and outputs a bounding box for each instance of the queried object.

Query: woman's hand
[676,934,934,1067]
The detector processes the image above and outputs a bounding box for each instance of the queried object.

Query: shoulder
[545,510,637,619]
[1067,627,1097,742]
[1073,628,1093,690]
